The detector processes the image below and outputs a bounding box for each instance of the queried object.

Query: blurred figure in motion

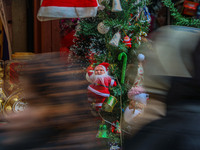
[0,53,99,150]
[125,26,200,150]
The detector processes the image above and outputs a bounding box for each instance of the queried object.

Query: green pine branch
[162,0,200,28]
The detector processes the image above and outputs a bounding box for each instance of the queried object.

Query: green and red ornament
[111,120,121,134]
[103,95,118,112]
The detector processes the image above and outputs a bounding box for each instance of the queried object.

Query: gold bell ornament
[112,0,123,12]
[103,95,118,112]
[109,32,121,47]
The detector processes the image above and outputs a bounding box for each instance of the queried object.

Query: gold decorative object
[0,73,4,78]
[0,98,4,103]
[3,91,27,117]
[103,95,118,112]
[6,106,12,111]
[0,59,28,119]
[13,97,18,101]
[12,52,34,60]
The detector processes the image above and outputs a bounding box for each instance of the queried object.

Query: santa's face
[95,66,105,75]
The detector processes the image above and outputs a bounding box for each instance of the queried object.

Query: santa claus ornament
[37,0,98,21]
[86,62,117,111]
[123,35,132,48]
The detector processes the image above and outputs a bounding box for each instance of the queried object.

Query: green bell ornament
[101,124,109,138]
[96,124,103,138]
[103,95,118,112]
[96,124,109,138]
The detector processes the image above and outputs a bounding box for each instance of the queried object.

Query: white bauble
[137,53,145,62]
[97,22,110,34]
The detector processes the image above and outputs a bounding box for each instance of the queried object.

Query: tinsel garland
[162,0,200,28]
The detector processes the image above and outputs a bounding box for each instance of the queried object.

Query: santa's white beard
[90,73,110,86]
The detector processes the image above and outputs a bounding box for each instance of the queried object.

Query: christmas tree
[70,0,151,148]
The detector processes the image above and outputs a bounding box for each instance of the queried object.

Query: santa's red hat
[96,62,109,72]
[37,0,98,21]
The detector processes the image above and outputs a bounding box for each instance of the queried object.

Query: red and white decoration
[133,54,145,87]
[123,35,132,48]
[87,63,117,111]
[37,0,98,21]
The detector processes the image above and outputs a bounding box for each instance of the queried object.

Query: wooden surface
[34,0,60,53]
[0,0,12,59]
[12,0,27,53]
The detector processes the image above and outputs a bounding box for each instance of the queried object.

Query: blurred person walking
[125,26,200,150]
[0,53,100,150]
